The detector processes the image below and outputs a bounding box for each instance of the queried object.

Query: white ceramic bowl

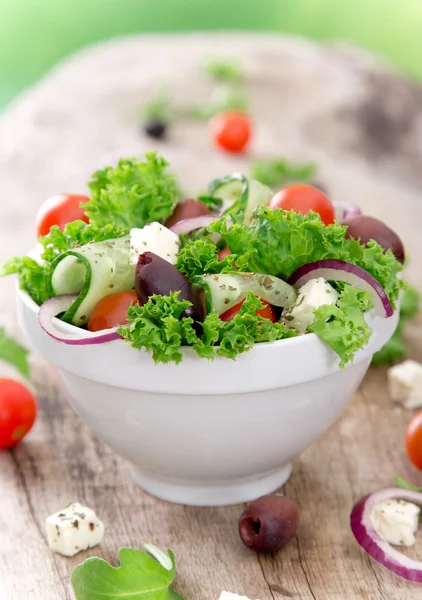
[17,287,398,506]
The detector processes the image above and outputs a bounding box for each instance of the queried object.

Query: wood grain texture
[0,33,421,600]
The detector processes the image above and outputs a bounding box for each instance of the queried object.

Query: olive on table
[238,494,299,553]
[144,118,167,139]
[165,198,210,228]
[343,215,405,264]
[135,252,205,324]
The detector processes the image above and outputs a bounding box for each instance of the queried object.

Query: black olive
[143,119,167,139]
[135,252,205,326]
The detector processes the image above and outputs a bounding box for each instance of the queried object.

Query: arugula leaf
[209,208,402,304]
[395,475,422,492]
[176,237,236,279]
[201,58,244,82]
[308,285,373,367]
[1,256,52,306]
[143,87,172,124]
[119,292,296,364]
[84,153,180,230]
[0,328,30,379]
[372,284,420,365]
[71,547,183,600]
[250,158,317,188]
[189,85,248,120]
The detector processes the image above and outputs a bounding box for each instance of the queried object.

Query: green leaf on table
[201,58,244,82]
[250,158,317,188]
[71,547,185,600]
[0,328,30,379]
[143,87,172,124]
[395,475,422,493]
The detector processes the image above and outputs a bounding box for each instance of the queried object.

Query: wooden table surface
[1,34,422,600]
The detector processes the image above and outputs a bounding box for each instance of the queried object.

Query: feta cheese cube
[219,593,259,600]
[129,222,180,266]
[282,277,338,334]
[46,502,104,557]
[370,499,420,547]
[388,360,422,409]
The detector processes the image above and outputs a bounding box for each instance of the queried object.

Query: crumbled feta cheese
[129,222,180,266]
[370,499,420,547]
[282,277,338,334]
[219,593,259,600]
[46,502,104,557]
[388,360,422,409]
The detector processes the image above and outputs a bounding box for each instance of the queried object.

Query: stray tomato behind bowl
[210,111,252,153]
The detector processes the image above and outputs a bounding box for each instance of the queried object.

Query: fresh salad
[2,152,405,366]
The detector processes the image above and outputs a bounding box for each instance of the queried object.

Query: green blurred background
[1,0,421,109]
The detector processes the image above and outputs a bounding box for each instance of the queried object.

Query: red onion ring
[333,200,362,223]
[351,487,422,583]
[38,295,122,345]
[169,215,218,235]
[289,259,394,318]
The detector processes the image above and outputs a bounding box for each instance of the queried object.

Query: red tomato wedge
[88,291,139,332]
[36,194,90,237]
[0,379,37,449]
[220,299,276,322]
[269,184,335,225]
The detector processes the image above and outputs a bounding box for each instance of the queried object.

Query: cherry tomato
[269,184,335,225]
[0,379,37,449]
[405,410,422,471]
[88,291,139,332]
[220,298,276,323]
[218,247,232,261]
[36,194,90,237]
[210,111,252,153]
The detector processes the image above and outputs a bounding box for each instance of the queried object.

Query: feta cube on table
[388,360,422,409]
[46,502,104,557]
[370,499,420,547]
[282,277,338,334]
[130,222,180,266]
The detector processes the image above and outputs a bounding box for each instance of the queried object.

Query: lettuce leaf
[209,208,402,304]
[84,152,179,230]
[1,256,53,305]
[119,291,296,364]
[308,285,373,367]
[176,237,237,279]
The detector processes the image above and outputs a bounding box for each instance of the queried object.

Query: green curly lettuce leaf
[1,256,53,305]
[176,237,236,279]
[308,285,374,368]
[119,291,296,364]
[209,208,402,305]
[84,152,180,230]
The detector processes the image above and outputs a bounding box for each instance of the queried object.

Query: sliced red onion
[351,487,422,583]
[169,215,218,235]
[38,295,121,345]
[333,200,362,223]
[289,259,393,318]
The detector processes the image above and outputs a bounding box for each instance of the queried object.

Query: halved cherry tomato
[210,111,252,153]
[218,247,232,261]
[269,184,335,225]
[405,410,422,471]
[36,194,90,237]
[220,298,276,323]
[0,379,37,449]
[88,291,139,332]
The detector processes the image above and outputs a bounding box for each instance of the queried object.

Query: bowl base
[132,463,293,507]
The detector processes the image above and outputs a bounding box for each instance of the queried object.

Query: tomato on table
[88,290,139,332]
[36,194,90,237]
[0,379,37,449]
[269,184,335,225]
[220,298,276,323]
[405,410,422,470]
[210,111,252,153]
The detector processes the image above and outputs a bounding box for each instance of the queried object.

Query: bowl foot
[132,463,293,507]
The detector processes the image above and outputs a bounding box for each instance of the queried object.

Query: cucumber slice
[51,235,135,327]
[194,272,297,315]
[208,173,272,225]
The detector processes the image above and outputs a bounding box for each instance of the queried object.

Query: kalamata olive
[343,215,405,264]
[144,118,167,139]
[238,494,299,553]
[165,199,210,228]
[135,252,205,324]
